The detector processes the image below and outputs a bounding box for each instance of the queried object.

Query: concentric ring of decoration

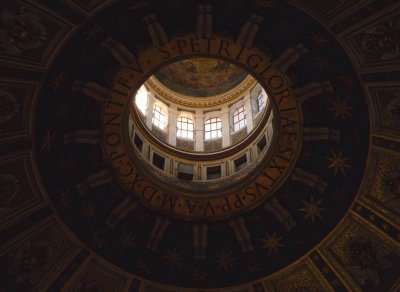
[146,71,257,108]
[102,34,302,220]
[153,57,249,97]
[127,57,275,196]
[34,0,370,288]
[132,57,268,155]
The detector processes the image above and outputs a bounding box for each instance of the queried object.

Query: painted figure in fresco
[0,88,20,126]
[156,58,246,94]
[345,236,392,286]
[0,9,47,55]
[362,15,400,61]
[0,173,19,212]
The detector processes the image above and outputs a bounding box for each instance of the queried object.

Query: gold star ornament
[299,196,324,223]
[326,150,351,175]
[214,249,235,272]
[163,248,184,271]
[260,231,283,254]
[329,97,353,120]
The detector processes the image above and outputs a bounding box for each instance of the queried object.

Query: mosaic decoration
[265,259,332,291]
[0,88,19,124]
[0,153,45,228]
[0,81,35,139]
[0,0,399,291]
[360,150,400,225]
[0,1,72,66]
[0,218,80,291]
[33,0,369,287]
[343,9,400,70]
[0,9,47,55]
[155,58,248,97]
[320,214,400,290]
[63,256,131,291]
[369,83,400,137]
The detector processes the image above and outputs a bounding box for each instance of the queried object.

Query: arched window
[233,106,246,131]
[135,85,148,115]
[257,91,265,112]
[177,116,194,139]
[152,103,167,130]
[205,117,222,140]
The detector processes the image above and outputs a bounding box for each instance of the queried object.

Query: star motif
[91,228,107,248]
[337,74,355,87]
[163,247,184,271]
[308,31,329,47]
[51,72,66,91]
[83,23,103,40]
[326,150,351,175]
[299,196,324,223]
[118,230,137,251]
[190,266,207,284]
[329,97,353,120]
[40,130,56,153]
[260,231,283,254]
[214,249,235,272]
[80,201,97,221]
[313,54,332,72]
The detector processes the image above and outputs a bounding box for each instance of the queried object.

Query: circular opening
[125,56,279,196]
[130,57,274,154]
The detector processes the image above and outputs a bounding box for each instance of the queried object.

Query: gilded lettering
[142,185,158,201]
[233,194,245,209]
[221,198,232,213]
[161,194,179,211]
[244,186,257,201]
[203,201,216,216]
[105,132,121,146]
[104,112,121,127]
[176,39,187,54]
[186,199,200,214]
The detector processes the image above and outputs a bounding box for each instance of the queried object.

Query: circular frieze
[34,1,370,288]
[101,35,302,220]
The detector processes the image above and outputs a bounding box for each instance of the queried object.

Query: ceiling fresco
[153,58,248,97]
[0,0,400,291]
